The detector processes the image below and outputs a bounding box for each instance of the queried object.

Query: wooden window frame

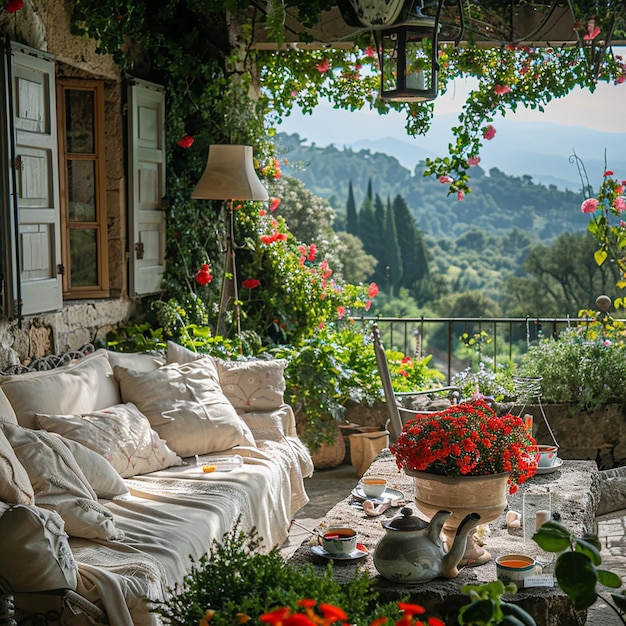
[56,78,109,299]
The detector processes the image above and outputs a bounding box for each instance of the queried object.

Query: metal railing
[354,316,592,383]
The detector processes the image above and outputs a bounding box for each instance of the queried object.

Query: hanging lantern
[373,3,441,102]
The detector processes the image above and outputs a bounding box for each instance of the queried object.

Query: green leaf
[501,602,537,626]
[611,590,626,611]
[532,521,572,552]
[458,599,497,625]
[574,537,602,565]
[594,249,608,266]
[596,569,623,589]
[555,551,598,610]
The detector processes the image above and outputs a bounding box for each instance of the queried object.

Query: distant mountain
[344,116,626,191]
[276,132,587,243]
[351,137,438,171]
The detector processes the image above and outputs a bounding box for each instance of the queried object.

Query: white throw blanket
[69,437,312,625]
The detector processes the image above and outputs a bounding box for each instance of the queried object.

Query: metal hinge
[135,242,144,260]
[57,264,65,276]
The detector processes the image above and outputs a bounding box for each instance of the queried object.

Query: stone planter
[512,403,626,469]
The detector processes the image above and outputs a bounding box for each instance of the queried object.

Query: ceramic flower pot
[405,469,510,566]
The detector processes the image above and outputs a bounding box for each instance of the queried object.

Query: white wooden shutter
[1,43,62,316]
[127,77,166,297]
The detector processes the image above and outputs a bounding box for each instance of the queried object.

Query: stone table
[289,450,601,626]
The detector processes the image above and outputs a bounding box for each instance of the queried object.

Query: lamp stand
[216,201,241,338]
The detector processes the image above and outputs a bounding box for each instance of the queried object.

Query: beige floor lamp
[192,144,268,337]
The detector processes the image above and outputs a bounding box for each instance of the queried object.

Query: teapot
[373,507,481,583]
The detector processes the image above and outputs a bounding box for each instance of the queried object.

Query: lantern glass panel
[405,32,433,92]
[380,33,399,93]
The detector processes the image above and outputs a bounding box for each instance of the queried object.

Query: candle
[536,510,550,528]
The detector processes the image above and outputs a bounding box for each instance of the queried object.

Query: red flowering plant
[391,399,538,494]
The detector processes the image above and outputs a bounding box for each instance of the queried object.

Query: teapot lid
[383,506,429,531]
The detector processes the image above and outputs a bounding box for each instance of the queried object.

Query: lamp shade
[192,144,269,201]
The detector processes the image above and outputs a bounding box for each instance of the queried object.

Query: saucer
[351,486,405,506]
[535,457,563,475]
[311,544,369,561]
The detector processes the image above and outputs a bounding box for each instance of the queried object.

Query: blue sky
[276,65,626,189]
[278,77,626,147]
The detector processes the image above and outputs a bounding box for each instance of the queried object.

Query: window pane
[70,229,97,287]
[68,160,96,221]
[66,89,94,153]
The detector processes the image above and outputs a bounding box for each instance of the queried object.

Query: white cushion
[216,358,287,413]
[0,420,124,541]
[0,350,121,429]
[165,340,204,364]
[114,358,256,457]
[106,350,165,372]
[35,403,182,478]
[0,425,34,504]
[53,436,129,499]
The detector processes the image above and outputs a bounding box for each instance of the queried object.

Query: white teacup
[360,476,387,498]
[536,445,558,468]
[496,554,542,588]
[320,527,357,555]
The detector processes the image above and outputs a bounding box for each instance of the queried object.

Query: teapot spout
[440,512,481,578]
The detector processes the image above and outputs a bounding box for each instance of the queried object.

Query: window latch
[135,242,144,260]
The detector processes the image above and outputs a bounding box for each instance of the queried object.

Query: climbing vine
[66,0,626,335]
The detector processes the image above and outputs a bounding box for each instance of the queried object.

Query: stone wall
[0,1,137,368]
[515,403,626,470]
[345,400,626,470]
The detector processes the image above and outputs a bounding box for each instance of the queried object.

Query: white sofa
[0,342,314,625]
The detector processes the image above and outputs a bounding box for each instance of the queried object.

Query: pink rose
[581,198,599,214]
[467,156,481,167]
[483,125,496,140]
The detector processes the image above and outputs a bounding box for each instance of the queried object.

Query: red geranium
[6,0,23,12]
[195,263,212,286]
[391,399,538,494]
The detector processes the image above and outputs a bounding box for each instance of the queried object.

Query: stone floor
[280,463,626,626]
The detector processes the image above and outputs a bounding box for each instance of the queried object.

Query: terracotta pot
[405,469,510,566]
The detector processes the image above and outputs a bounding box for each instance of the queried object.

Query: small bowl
[360,476,387,498]
[536,445,559,468]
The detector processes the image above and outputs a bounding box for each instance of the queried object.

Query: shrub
[518,325,626,411]
[152,524,400,626]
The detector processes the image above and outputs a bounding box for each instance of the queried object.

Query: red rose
[177,135,194,149]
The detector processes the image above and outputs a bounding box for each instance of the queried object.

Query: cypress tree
[346,181,358,236]
[374,193,385,237]
[358,196,379,259]
[381,197,403,296]
[393,194,429,293]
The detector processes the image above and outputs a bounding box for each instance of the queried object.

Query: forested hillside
[273,133,620,317]
[276,133,587,241]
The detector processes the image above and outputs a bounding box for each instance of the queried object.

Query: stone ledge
[290,452,601,626]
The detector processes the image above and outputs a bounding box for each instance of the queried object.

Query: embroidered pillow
[114,358,256,457]
[0,503,78,593]
[216,358,287,413]
[35,403,182,478]
[0,420,124,541]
